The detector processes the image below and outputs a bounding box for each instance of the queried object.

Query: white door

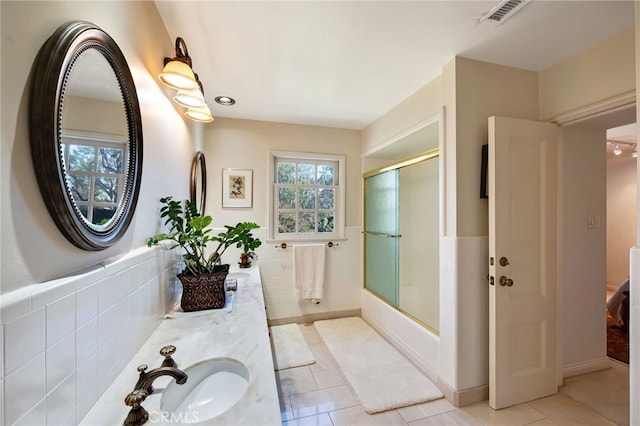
[488,116,558,409]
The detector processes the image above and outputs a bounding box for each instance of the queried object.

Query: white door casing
[488,116,558,409]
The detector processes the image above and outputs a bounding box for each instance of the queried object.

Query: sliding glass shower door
[364,149,439,333]
[364,170,400,306]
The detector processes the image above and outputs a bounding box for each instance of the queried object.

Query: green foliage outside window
[275,159,337,235]
[61,140,124,225]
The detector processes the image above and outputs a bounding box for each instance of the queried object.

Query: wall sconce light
[159,38,198,90]
[160,37,214,123]
[185,104,215,123]
[173,79,206,109]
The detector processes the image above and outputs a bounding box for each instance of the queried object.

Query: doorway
[605,122,636,366]
[558,106,634,425]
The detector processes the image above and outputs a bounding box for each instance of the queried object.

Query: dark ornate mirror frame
[29,21,143,251]
[190,151,207,216]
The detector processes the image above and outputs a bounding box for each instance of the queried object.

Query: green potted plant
[237,224,262,268]
[147,196,260,311]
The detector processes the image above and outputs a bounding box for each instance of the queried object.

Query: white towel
[293,244,325,303]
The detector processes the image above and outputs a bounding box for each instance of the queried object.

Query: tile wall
[257,226,362,322]
[0,246,180,425]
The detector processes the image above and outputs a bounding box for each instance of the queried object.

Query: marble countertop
[81,265,281,425]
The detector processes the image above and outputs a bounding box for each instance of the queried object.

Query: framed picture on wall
[480,144,489,199]
[222,169,253,208]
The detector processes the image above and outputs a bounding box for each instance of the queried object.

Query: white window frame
[269,151,346,241]
[60,130,127,225]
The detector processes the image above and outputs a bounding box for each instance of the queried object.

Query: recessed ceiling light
[215,96,236,106]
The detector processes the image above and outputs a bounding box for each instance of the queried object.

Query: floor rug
[314,316,443,413]
[270,323,315,370]
[607,312,629,364]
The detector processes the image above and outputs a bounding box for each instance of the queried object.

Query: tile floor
[277,323,629,426]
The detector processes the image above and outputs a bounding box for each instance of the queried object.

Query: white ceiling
[155,1,635,130]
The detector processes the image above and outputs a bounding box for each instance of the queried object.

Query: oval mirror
[29,21,143,250]
[190,151,207,216]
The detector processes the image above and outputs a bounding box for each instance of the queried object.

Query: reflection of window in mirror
[60,131,127,227]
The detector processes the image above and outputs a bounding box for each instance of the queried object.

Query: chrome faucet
[124,345,188,426]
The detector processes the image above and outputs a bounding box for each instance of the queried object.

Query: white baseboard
[436,377,488,407]
[563,357,612,378]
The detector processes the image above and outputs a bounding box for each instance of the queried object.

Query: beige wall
[455,57,539,237]
[362,76,442,154]
[539,26,635,123]
[560,122,608,368]
[0,1,195,293]
[607,156,637,289]
[63,96,128,136]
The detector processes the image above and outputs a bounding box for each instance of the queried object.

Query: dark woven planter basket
[178,264,230,311]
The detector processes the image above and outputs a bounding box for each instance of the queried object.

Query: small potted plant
[147,196,261,311]
[237,225,262,268]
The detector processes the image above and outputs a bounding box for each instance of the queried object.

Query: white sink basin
[160,358,250,423]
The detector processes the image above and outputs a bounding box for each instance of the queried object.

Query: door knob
[499,257,510,266]
[499,276,514,287]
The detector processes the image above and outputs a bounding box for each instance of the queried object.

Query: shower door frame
[362,148,440,335]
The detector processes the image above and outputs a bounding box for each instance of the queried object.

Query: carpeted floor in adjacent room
[607,311,629,364]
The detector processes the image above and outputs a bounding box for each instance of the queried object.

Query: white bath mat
[314,316,443,413]
[270,323,315,370]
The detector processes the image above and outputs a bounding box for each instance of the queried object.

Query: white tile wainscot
[80,264,281,425]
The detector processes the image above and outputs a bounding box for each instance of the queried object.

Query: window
[60,131,127,226]
[270,151,345,240]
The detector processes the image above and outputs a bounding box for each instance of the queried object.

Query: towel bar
[275,242,338,249]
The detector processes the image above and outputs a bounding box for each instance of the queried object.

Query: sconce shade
[160,37,215,124]
[185,104,214,123]
[159,60,198,90]
[173,88,206,108]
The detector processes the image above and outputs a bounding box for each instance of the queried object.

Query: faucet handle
[124,389,149,425]
[160,345,178,368]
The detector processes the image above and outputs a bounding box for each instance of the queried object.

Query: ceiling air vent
[479,0,531,25]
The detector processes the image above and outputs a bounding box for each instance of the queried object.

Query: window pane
[277,162,296,184]
[318,212,335,233]
[298,188,315,209]
[318,188,334,209]
[297,164,315,184]
[273,154,342,238]
[94,177,119,202]
[317,165,334,185]
[298,212,316,233]
[278,187,296,209]
[93,206,116,225]
[97,147,123,174]
[278,212,296,233]
[68,145,95,172]
[78,205,89,218]
[67,174,90,201]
